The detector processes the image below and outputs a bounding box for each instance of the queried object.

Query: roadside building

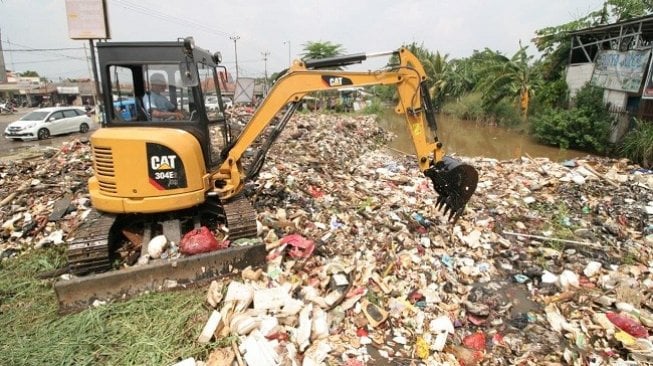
[566,14,653,142]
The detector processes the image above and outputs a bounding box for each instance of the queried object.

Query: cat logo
[321,75,352,87]
[328,77,343,87]
[150,155,177,170]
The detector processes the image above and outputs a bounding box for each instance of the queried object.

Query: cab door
[46,111,66,135]
[62,109,83,133]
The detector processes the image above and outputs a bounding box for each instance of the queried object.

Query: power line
[114,0,231,37]
[1,39,85,61]
[12,58,74,65]
[2,48,85,52]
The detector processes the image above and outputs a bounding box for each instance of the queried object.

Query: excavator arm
[212,47,478,222]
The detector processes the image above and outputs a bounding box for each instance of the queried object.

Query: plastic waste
[606,312,649,338]
[279,234,315,259]
[179,226,223,255]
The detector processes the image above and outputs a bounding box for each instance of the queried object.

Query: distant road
[0,108,98,158]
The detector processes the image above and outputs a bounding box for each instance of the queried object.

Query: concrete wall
[566,63,595,98]
[604,89,628,109]
[603,89,630,143]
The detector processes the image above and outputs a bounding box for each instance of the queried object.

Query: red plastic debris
[343,359,365,366]
[308,185,324,198]
[463,331,487,351]
[606,312,649,338]
[491,333,506,347]
[356,327,368,337]
[408,290,424,303]
[279,234,315,259]
[179,226,225,255]
[265,331,289,341]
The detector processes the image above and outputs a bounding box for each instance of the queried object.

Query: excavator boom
[213,48,478,222]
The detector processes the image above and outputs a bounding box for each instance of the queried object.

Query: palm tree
[403,43,450,108]
[475,43,540,119]
[300,41,346,110]
[301,41,345,61]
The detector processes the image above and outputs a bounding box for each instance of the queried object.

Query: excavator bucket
[424,156,478,223]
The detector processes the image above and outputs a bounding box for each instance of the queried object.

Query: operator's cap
[150,73,167,85]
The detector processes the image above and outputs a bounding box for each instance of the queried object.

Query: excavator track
[222,194,258,240]
[66,209,116,276]
[56,196,264,313]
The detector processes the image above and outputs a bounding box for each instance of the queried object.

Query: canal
[378,111,596,161]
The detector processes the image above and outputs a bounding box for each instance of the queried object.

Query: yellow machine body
[88,127,211,213]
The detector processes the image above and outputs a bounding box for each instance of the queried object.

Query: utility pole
[83,43,98,107]
[283,40,291,67]
[0,29,7,83]
[229,35,240,80]
[261,51,270,95]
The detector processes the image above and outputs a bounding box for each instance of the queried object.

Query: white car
[4,107,92,141]
[205,95,233,111]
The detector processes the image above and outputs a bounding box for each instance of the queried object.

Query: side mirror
[48,117,56,122]
[180,59,199,87]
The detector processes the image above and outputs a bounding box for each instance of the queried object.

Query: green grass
[0,247,218,366]
[620,119,653,168]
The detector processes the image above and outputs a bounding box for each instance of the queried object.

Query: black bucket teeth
[424,156,478,223]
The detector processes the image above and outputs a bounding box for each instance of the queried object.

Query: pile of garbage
[1,112,653,365]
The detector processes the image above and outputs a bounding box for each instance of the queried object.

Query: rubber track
[66,209,115,275]
[223,195,258,240]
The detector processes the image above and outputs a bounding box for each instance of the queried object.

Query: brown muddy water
[378,112,596,162]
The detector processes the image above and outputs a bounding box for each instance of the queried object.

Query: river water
[378,112,595,162]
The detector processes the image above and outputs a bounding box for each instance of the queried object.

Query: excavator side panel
[89,127,211,214]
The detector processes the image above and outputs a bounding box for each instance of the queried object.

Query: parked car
[4,107,92,141]
[205,95,233,111]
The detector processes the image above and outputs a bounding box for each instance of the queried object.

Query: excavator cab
[98,39,232,169]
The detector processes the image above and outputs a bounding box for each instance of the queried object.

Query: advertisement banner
[591,49,651,93]
[643,52,653,99]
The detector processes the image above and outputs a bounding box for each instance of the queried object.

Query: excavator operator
[143,73,184,120]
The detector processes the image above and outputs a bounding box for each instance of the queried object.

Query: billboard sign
[65,0,110,39]
[591,49,650,93]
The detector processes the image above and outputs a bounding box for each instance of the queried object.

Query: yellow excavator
[54,37,478,312]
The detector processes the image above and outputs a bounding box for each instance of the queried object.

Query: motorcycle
[0,101,17,114]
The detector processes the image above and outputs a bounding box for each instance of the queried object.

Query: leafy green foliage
[441,93,487,122]
[442,92,521,127]
[301,41,345,60]
[530,78,569,113]
[474,43,540,118]
[620,118,653,167]
[361,97,384,115]
[18,70,39,77]
[531,84,613,152]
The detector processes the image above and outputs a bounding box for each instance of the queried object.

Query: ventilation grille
[92,146,117,193]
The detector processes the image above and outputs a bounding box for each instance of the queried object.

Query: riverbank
[1,112,652,365]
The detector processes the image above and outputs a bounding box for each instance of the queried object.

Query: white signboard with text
[591,49,650,93]
[65,0,110,39]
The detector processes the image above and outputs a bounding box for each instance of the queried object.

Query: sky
[0,0,607,81]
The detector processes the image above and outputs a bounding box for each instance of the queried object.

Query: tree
[301,41,345,61]
[300,41,345,110]
[403,43,450,108]
[19,70,39,77]
[475,43,540,118]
